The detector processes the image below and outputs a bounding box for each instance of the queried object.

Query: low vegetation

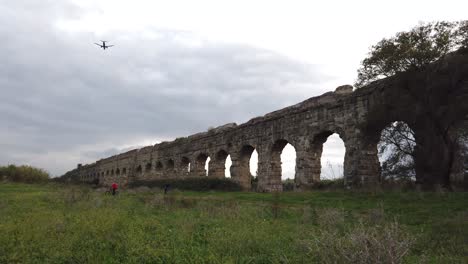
[0,164,49,183]
[130,178,243,191]
[0,183,466,263]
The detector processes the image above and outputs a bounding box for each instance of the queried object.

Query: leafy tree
[455,20,468,48]
[356,21,467,88]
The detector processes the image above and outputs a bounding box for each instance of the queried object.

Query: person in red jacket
[111,182,118,196]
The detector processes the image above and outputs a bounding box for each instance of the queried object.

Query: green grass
[0,183,466,263]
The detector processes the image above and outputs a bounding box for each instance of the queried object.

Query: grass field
[0,183,467,263]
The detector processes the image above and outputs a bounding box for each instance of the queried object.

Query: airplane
[94,40,114,50]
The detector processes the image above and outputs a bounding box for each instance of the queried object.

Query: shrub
[0,164,50,183]
[313,178,345,190]
[129,177,242,192]
[282,179,295,191]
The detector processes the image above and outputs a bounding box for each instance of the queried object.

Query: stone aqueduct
[62,50,468,190]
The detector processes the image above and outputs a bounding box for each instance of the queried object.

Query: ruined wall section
[60,50,468,190]
[67,85,378,190]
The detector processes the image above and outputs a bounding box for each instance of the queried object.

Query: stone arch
[263,139,297,192]
[234,145,258,189]
[216,149,228,161]
[308,131,346,183]
[195,153,210,177]
[313,130,343,145]
[280,143,297,180]
[145,162,152,172]
[315,132,346,180]
[166,159,175,170]
[180,156,191,176]
[209,149,230,178]
[122,168,127,174]
[116,168,120,175]
[136,165,142,174]
[155,161,163,171]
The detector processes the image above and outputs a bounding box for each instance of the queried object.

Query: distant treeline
[0,165,50,183]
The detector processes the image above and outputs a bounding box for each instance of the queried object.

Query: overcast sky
[1,0,466,178]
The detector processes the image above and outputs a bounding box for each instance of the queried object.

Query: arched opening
[239,145,258,188]
[136,165,142,174]
[280,143,296,180]
[225,155,232,178]
[116,169,120,175]
[106,170,110,175]
[181,157,191,174]
[167,159,175,170]
[205,157,211,176]
[378,121,416,182]
[271,139,297,190]
[321,133,345,180]
[155,161,163,171]
[145,162,152,172]
[280,143,297,190]
[214,150,231,178]
[313,132,345,180]
[250,149,258,177]
[196,153,210,176]
[111,169,114,175]
[122,168,127,174]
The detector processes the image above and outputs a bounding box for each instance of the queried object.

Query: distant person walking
[111,182,118,196]
[164,184,170,195]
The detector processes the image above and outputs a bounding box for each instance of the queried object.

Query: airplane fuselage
[95,41,113,50]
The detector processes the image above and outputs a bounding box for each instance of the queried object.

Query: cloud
[0,0,337,176]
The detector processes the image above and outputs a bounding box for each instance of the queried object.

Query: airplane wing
[94,43,103,47]
[107,45,115,47]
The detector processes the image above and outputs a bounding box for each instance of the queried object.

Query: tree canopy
[356,21,468,87]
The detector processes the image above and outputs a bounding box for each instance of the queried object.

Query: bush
[313,178,345,190]
[282,179,295,191]
[129,177,242,192]
[0,164,50,183]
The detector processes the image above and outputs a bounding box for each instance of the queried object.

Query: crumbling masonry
[61,50,468,190]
